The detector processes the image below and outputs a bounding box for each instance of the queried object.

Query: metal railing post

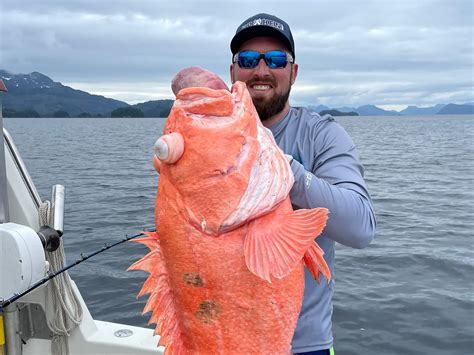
[3,305,22,355]
[0,80,9,223]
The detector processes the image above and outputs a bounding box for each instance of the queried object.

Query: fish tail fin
[128,232,185,350]
[244,207,329,282]
[304,241,331,283]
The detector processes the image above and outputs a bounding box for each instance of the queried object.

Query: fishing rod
[0,229,154,309]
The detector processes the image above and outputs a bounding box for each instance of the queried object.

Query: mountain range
[309,102,473,116]
[0,70,126,116]
[1,70,473,117]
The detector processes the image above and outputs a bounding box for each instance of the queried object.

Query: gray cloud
[1,0,472,108]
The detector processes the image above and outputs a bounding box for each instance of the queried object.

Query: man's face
[230,36,298,121]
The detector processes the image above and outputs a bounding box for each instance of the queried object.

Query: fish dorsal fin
[128,232,186,353]
[244,208,329,282]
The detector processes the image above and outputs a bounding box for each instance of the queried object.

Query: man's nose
[254,57,270,76]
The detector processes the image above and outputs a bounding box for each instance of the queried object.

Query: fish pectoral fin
[304,241,331,283]
[244,208,329,282]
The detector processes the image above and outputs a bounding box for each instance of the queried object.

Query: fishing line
[0,229,155,309]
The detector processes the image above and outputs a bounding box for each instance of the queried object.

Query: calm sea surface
[3,115,473,354]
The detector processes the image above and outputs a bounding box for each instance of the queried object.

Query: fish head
[155,81,293,235]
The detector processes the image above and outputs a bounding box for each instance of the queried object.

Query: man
[230,13,376,355]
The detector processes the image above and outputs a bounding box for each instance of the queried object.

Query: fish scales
[129,67,330,354]
[155,200,304,352]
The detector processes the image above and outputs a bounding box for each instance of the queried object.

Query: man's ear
[291,63,298,85]
[230,63,235,83]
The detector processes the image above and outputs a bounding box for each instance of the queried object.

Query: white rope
[39,201,83,355]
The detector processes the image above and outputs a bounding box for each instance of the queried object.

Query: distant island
[319,109,358,117]
[1,69,473,118]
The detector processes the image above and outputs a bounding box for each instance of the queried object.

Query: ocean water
[3,115,473,354]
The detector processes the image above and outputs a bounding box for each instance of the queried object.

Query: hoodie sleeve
[289,118,376,249]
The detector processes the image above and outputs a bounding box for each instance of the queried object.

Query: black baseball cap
[230,13,295,59]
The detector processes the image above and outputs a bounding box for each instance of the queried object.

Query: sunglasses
[233,50,294,69]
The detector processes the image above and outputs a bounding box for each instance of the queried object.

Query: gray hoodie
[269,107,376,353]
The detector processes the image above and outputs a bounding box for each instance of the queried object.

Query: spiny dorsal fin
[128,231,186,352]
[129,231,160,250]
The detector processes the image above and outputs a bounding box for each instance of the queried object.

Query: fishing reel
[0,223,49,302]
[37,225,61,252]
[37,184,65,252]
[0,185,64,301]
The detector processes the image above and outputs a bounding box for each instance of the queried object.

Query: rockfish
[129,67,330,354]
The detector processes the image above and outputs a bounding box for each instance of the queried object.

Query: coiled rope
[39,200,83,355]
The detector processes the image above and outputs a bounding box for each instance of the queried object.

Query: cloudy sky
[1,0,473,110]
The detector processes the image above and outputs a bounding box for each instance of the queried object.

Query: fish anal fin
[244,207,329,282]
[304,241,331,283]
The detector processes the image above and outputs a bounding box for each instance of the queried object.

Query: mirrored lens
[236,51,289,69]
[264,51,288,69]
[238,51,260,68]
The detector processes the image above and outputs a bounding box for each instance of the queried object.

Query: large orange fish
[129,67,330,354]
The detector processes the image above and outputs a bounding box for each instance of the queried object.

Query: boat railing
[2,128,42,209]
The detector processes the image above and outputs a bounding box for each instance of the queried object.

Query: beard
[252,89,290,121]
[251,86,291,122]
[252,88,290,121]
